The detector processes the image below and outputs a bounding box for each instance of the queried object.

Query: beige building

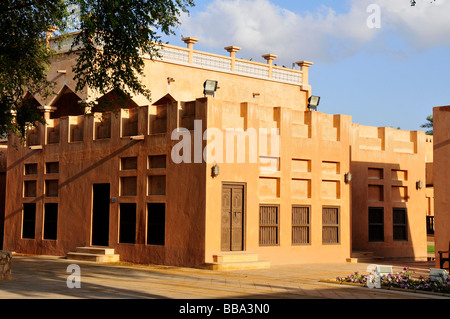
[0,34,431,269]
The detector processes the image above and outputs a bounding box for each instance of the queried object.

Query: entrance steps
[346,251,384,263]
[203,253,270,271]
[66,247,120,263]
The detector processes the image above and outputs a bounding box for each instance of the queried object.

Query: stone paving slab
[0,255,449,301]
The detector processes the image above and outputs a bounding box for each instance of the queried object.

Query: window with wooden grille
[259,205,279,246]
[292,206,310,245]
[393,208,408,241]
[368,207,384,242]
[322,206,339,244]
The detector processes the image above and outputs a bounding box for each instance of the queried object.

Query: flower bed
[336,267,450,294]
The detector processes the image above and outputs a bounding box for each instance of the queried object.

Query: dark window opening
[147,203,165,245]
[22,203,36,239]
[368,207,384,242]
[92,183,110,246]
[44,203,58,240]
[119,203,136,244]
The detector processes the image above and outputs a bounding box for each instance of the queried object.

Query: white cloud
[377,0,450,49]
[177,0,450,64]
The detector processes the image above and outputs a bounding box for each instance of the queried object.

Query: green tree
[421,115,433,135]
[0,0,194,138]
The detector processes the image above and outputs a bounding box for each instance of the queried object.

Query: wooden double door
[221,184,245,251]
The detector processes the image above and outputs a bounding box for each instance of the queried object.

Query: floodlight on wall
[203,80,218,97]
[307,95,320,111]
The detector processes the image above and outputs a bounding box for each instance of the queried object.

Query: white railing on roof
[193,52,232,72]
[49,33,303,86]
[272,67,302,85]
[235,60,270,79]
[157,44,303,86]
[159,46,189,64]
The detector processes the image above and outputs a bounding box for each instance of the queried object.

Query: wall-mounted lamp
[167,77,175,83]
[203,80,218,97]
[416,180,423,190]
[211,164,220,178]
[29,145,43,150]
[307,95,320,111]
[253,93,260,98]
[344,172,352,184]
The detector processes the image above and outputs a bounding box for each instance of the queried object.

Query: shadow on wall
[350,160,426,259]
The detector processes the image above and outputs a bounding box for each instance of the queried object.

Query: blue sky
[160,0,450,132]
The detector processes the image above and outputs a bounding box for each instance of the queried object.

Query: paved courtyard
[0,255,448,301]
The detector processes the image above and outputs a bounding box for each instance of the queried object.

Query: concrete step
[213,253,259,263]
[66,247,119,263]
[205,253,270,271]
[346,256,384,263]
[75,247,116,255]
[66,252,120,263]
[204,260,271,271]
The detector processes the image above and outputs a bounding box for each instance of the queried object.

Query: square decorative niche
[121,157,138,170]
[148,175,166,196]
[120,176,137,196]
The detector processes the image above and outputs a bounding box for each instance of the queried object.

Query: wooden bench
[438,241,450,271]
